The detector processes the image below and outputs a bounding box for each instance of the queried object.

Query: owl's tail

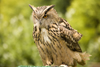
[73,52,91,65]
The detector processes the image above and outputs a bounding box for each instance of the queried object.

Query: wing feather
[58,18,82,52]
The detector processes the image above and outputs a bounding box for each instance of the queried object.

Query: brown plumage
[29,4,91,67]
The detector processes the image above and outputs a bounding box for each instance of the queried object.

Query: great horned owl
[29,5,91,67]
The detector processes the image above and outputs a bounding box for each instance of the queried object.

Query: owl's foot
[60,64,72,67]
[45,60,52,66]
[45,64,51,66]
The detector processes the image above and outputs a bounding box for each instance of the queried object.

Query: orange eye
[43,15,47,18]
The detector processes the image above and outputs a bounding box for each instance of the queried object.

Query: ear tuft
[44,5,55,14]
[29,4,36,12]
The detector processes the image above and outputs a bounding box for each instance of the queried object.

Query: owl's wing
[58,18,82,52]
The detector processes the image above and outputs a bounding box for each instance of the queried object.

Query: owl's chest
[40,28,51,43]
[33,26,60,44]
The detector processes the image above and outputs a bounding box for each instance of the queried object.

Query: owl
[29,4,91,67]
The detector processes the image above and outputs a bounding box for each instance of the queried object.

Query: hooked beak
[39,21,42,25]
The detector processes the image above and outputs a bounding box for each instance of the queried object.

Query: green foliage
[0,0,100,67]
[0,0,42,67]
[31,0,72,14]
[66,0,100,66]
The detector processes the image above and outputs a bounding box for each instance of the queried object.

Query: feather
[58,18,82,52]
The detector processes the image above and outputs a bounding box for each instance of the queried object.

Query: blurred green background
[0,0,100,67]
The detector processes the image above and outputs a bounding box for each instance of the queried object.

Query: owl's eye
[43,15,47,18]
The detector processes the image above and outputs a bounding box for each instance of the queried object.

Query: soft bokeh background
[0,0,100,67]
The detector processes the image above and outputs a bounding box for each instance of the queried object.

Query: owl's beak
[39,21,42,25]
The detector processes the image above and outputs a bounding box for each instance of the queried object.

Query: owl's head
[29,4,59,28]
